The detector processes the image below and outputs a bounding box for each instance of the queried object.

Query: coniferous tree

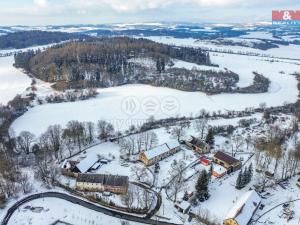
[248,163,253,183]
[196,170,209,197]
[205,128,215,146]
[235,169,244,190]
[243,166,249,185]
[209,163,213,181]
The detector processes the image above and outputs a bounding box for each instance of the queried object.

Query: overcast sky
[0,0,299,25]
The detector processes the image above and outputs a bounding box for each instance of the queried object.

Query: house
[184,136,210,154]
[139,140,181,166]
[74,155,100,173]
[213,151,241,173]
[200,156,210,166]
[76,173,129,194]
[212,164,227,178]
[61,160,79,174]
[223,190,261,225]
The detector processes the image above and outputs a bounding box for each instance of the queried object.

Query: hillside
[0,31,84,50]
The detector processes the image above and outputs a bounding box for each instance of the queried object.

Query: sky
[0,0,299,25]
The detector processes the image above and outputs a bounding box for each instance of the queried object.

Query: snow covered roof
[144,144,169,160]
[143,140,180,160]
[213,164,227,174]
[225,190,261,225]
[166,140,180,150]
[75,155,99,173]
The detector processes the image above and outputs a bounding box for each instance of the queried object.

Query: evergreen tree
[248,163,253,183]
[195,170,209,196]
[243,166,249,185]
[205,128,215,146]
[235,169,244,190]
[209,163,213,181]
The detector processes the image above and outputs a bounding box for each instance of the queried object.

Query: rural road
[1,192,181,225]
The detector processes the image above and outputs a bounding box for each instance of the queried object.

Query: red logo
[272,10,300,21]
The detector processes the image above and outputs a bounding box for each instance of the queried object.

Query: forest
[0,30,84,49]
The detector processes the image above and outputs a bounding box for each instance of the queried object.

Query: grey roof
[75,155,99,173]
[77,174,129,187]
[188,136,206,148]
[143,140,180,160]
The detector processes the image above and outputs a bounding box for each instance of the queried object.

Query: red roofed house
[200,156,210,166]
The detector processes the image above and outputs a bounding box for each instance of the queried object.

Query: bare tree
[194,118,208,139]
[97,120,115,140]
[16,131,35,154]
[167,160,187,202]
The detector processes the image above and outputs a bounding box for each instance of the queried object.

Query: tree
[194,119,208,139]
[205,128,214,146]
[97,120,115,140]
[171,121,190,141]
[44,125,63,159]
[248,163,253,183]
[16,131,35,154]
[235,169,244,190]
[195,170,209,199]
[168,160,187,202]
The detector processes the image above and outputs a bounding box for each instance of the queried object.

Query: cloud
[34,0,48,7]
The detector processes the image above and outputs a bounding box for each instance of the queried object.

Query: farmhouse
[74,155,100,173]
[139,140,181,166]
[184,136,210,154]
[213,151,241,173]
[76,174,129,194]
[223,190,261,225]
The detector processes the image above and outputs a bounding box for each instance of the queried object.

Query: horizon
[0,0,299,26]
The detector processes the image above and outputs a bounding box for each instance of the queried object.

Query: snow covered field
[146,36,300,60]
[6,198,144,225]
[11,60,298,136]
[0,56,31,105]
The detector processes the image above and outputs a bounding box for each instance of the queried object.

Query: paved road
[1,192,181,225]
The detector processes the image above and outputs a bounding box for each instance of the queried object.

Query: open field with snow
[0,56,31,105]
[6,198,144,225]
[146,36,300,60]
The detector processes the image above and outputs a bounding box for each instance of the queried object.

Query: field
[10,49,300,136]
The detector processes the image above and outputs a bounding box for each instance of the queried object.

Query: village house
[200,156,210,166]
[223,190,261,225]
[61,160,79,176]
[74,155,100,173]
[184,136,210,154]
[139,140,181,166]
[212,163,227,178]
[213,151,241,173]
[76,173,129,194]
